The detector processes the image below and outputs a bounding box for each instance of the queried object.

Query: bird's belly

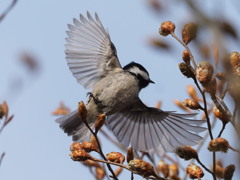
[91,72,139,114]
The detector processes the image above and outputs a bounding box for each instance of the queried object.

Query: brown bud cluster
[196,61,214,84]
[178,62,195,78]
[224,164,235,180]
[229,51,240,68]
[208,137,230,153]
[175,146,198,160]
[157,160,169,178]
[183,99,202,110]
[70,142,92,161]
[213,106,229,124]
[106,152,125,164]
[182,49,191,65]
[82,142,99,153]
[186,163,204,179]
[159,21,175,36]
[128,159,156,178]
[182,23,198,44]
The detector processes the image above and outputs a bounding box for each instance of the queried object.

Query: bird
[56,12,206,153]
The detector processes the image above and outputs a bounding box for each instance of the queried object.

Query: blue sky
[0,0,239,179]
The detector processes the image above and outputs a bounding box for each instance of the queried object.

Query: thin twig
[0,152,5,167]
[195,156,213,175]
[0,0,18,22]
[217,123,226,138]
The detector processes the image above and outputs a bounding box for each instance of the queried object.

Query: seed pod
[208,137,230,153]
[182,23,198,44]
[159,21,175,36]
[157,160,169,178]
[78,101,88,124]
[95,113,106,133]
[182,49,191,65]
[224,164,235,180]
[213,106,229,124]
[196,61,214,84]
[70,142,91,161]
[175,146,198,160]
[186,163,204,179]
[106,152,125,164]
[128,159,156,177]
[127,147,134,163]
[82,142,99,153]
[183,99,203,110]
[178,62,195,78]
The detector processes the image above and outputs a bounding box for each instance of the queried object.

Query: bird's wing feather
[106,100,206,153]
[65,12,122,89]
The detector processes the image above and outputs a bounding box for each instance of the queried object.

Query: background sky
[0,0,240,179]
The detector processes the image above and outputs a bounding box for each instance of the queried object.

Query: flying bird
[56,12,205,153]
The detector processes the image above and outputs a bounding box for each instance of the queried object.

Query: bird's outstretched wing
[65,12,122,89]
[106,100,206,153]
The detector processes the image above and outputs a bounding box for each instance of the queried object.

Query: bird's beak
[149,79,155,84]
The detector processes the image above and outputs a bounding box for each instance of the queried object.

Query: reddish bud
[208,137,230,153]
[196,61,214,84]
[186,163,204,179]
[178,62,195,78]
[175,146,198,160]
[182,23,198,44]
[182,50,191,65]
[70,142,91,161]
[82,142,99,153]
[159,21,175,36]
[183,99,203,110]
[128,159,156,177]
[224,164,235,180]
[213,106,229,124]
[106,152,125,164]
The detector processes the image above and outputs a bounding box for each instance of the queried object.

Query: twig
[217,123,226,138]
[195,156,213,175]
[0,152,5,167]
[0,0,18,22]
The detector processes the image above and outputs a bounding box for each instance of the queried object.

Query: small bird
[56,12,205,153]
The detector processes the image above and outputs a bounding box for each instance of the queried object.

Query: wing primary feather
[147,118,158,151]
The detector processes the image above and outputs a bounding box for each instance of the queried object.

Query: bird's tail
[56,109,93,142]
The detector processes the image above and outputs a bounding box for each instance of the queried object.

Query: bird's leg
[87,92,107,110]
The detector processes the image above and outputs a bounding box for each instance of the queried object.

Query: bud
[182,49,191,65]
[2,101,8,118]
[127,147,134,163]
[95,113,106,133]
[178,62,195,78]
[182,23,198,44]
[202,77,217,96]
[70,142,91,161]
[213,106,229,124]
[229,51,240,68]
[208,137,230,153]
[196,61,214,84]
[169,164,179,178]
[0,104,4,119]
[128,159,156,177]
[183,99,203,110]
[82,142,99,153]
[106,152,125,164]
[186,163,204,179]
[96,167,105,180]
[224,164,235,180]
[157,160,169,178]
[174,99,191,112]
[175,146,198,160]
[159,21,175,36]
[52,102,70,115]
[215,160,224,179]
[187,85,200,101]
[115,167,123,177]
[78,101,88,124]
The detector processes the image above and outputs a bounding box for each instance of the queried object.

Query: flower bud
[186,163,204,179]
[106,152,125,164]
[157,160,169,178]
[174,99,191,112]
[208,137,230,153]
[224,164,235,180]
[78,101,87,124]
[183,99,203,110]
[213,106,229,124]
[159,21,175,36]
[128,159,156,177]
[229,51,240,68]
[95,113,106,133]
[182,49,191,65]
[0,104,4,119]
[82,142,99,153]
[182,23,198,44]
[96,167,105,180]
[52,102,70,115]
[178,62,195,78]
[70,142,91,161]
[202,77,217,96]
[187,85,200,101]
[215,160,224,179]
[175,146,198,160]
[169,164,179,178]
[196,61,214,84]
[127,147,134,163]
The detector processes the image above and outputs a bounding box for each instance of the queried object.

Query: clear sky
[0,0,239,180]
